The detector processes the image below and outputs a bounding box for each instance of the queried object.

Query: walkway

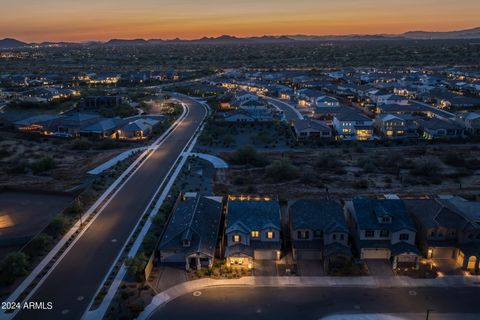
[190,153,229,169]
[87,147,146,175]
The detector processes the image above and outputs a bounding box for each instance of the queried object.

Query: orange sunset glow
[1,0,479,42]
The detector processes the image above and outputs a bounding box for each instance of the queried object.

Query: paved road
[151,286,480,320]
[14,96,207,320]
[265,97,303,121]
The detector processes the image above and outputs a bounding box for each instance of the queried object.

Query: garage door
[431,247,455,259]
[361,248,390,260]
[397,254,417,262]
[254,249,276,260]
[297,250,322,260]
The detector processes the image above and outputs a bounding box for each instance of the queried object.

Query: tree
[0,252,29,284]
[126,253,148,282]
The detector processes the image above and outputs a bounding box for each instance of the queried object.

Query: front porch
[185,253,213,271]
[226,255,253,269]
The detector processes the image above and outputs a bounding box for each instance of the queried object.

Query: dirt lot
[214,144,480,199]
[0,132,135,191]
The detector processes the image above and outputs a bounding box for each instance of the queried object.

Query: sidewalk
[88,147,147,175]
[190,152,229,169]
[138,275,480,320]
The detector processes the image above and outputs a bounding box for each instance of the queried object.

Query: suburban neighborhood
[1,2,480,319]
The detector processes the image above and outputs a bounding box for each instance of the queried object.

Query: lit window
[251,231,260,238]
[233,235,240,242]
[267,231,274,239]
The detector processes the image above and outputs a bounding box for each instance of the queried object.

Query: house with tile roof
[345,197,421,270]
[225,196,281,268]
[289,200,352,271]
[158,193,223,270]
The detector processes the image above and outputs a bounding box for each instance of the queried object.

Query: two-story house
[290,200,352,271]
[345,197,420,270]
[158,193,223,270]
[333,113,374,141]
[225,196,282,269]
[375,114,418,139]
[405,196,480,272]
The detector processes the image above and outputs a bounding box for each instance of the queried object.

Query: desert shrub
[353,179,369,189]
[0,252,30,285]
[30,156,56,174]
[71,138,93,150]
[265,159,299,182]
[230,145,268,167]
[126,253,148,282]
[26,233,53,254]
[315,152,344,170]
[410,157,443,177]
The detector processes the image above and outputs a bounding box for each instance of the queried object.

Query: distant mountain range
[1,27,480,48]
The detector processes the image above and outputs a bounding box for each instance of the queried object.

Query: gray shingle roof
[352,198,416,232]
[290,199,348,233]
[159,195,222,257]
[226,199,281,232]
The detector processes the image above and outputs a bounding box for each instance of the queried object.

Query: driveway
[366,260,394,276]
[254,260,278,276]
[156,263,187,292]
[297,260,325,276]
[433,259,464,275]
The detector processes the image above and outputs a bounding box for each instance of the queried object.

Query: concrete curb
[1,105,189,320]
[82,98,210,320]
[138,275,480,320]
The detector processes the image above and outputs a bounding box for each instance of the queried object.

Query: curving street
[13,95,207,320]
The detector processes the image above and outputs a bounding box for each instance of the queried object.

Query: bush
[410,157,443,177]
[71,138,93,150]
[230,145,268,167]
[30,156,56,174]
[443,153,466,167]
[26,233,53,254]
[316,153,344,170]
[0,252,30,284]
[353,179,369,189]
[126,253,148,282]
[265,159,299,182]
[48,215,68,237]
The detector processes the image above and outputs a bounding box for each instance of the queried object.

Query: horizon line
[2,25,479,44]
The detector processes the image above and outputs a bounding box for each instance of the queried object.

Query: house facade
[375,114,418,139]
[346,197,421,270]
[405,197,480,272]
[333,113,374,141]
[225,196,281,269]
[158,193,223,270]
[290,200,352,271]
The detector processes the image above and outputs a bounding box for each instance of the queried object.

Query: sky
[1,0,479,42]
